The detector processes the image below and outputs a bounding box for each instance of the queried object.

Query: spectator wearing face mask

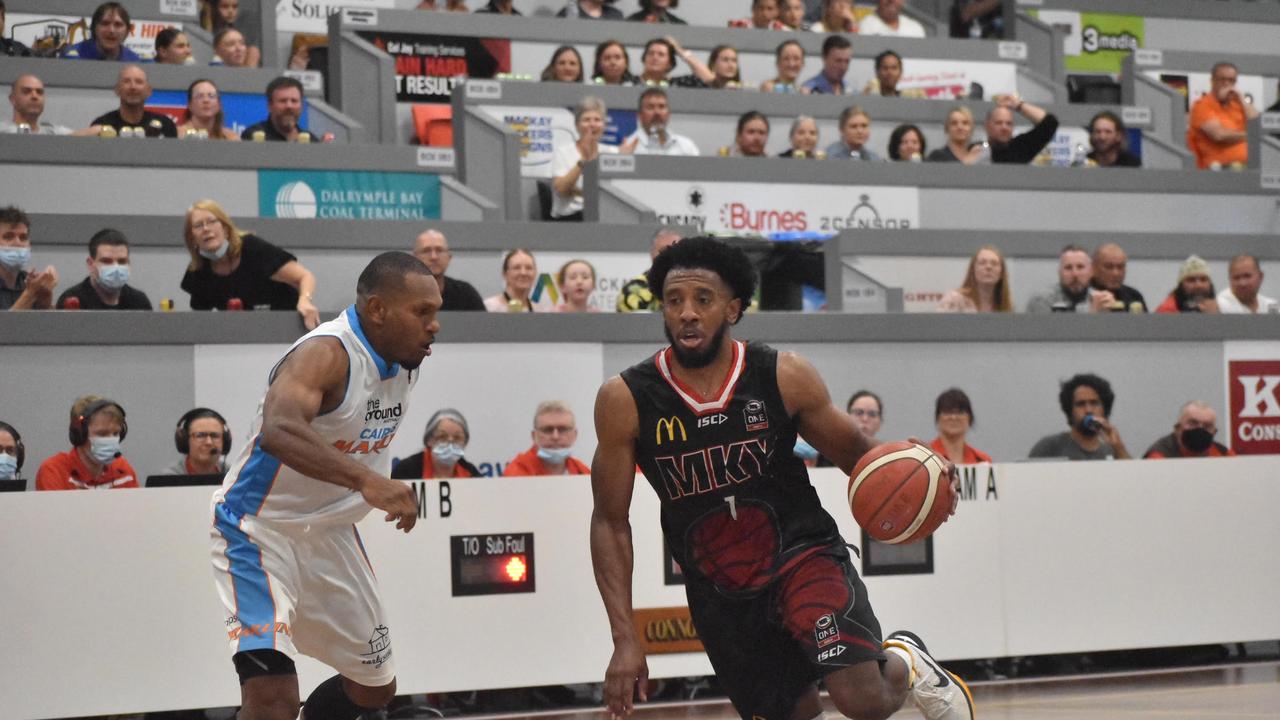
[392,408,480,479]
[55,228,152,310]
[0,421,24,482]
[36,396,139,491]
[503,401,591,476]
[1144,401,1235,459]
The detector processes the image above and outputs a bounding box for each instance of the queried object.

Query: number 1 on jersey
[724,494,738,520]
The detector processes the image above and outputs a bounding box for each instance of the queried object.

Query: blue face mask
[431,442,465,465]
[0,453,16,480]
[0,246,31,272]
[793,438,819,461]
[88,436,121,464]
[198,240,229,261]
[537,446,574,464]
[96,263,130,291]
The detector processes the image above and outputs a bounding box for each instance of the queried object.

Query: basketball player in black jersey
[590,238,973,720]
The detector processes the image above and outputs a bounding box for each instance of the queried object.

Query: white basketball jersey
[213,306,417,526]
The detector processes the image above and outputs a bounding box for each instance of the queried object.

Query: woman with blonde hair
[180,199,320,328]
[178,79,238,140]
[928,105,987,164]
[937,245,1012,312]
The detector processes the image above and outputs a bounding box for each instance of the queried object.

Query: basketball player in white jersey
[210,251,440,720]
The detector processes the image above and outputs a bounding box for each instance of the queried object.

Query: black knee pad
[233,649,297,685]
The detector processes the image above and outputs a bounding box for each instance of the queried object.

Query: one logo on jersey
[656,416,687,445]
[365,398,403,422]
[654,438,772,500]
[697,413,728,429]
[817,644,847,664]
[744,400,769,432]
[362,625,393,669]
[815,613,840,648]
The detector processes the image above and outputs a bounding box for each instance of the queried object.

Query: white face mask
[536,446,573,464]
[96,263,130,290]
[431,443,464,465]
[88,436,121,464]
[198,240,229,261]
[0,452,17,479]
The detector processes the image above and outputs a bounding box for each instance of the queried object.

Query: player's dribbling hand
[603,639,648,719]
[361,476,419,532]
[909,436,960,516]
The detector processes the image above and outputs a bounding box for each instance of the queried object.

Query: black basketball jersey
[620,341,841,596]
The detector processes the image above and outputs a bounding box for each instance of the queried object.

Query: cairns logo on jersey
[654,438,772,500]
[332,399,403,455]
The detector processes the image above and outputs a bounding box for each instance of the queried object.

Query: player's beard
[665,320,729,369]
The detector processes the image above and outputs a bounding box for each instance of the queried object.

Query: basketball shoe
[883,630,975,720]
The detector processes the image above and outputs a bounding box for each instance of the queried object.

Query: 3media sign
[258,170,441,220]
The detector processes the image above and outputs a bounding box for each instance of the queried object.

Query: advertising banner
[258,170,441,220]
[6,13,181,59]
[276,0,395,33]
[1032,10,1144,74]
[477,105,637,178]
[356,31,510,103]
[895,59,1019,100]
[1223,342,1280,455]
[607,180,920,235]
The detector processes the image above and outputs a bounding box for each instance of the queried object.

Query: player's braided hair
[647,236,756,324]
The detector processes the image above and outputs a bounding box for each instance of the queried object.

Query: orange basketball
[847,441,954,545]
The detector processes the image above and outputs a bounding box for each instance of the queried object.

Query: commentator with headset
[160,407,232,476]
[35,395,139,491]
[0,421,24,483]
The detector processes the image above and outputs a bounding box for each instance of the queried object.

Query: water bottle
[1070,143,1089,167]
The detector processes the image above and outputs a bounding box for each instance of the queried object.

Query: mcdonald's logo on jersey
[655,416,687,445]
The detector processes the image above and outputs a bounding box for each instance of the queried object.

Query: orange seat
[412,105,453,147]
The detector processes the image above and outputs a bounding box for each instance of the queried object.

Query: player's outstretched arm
[778,351,877,475]
[590,376,648,719]
[260,337,419,532]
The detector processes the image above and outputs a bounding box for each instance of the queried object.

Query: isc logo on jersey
[817,644,847,663]
[697,413,727,428]
[333,400,404,455]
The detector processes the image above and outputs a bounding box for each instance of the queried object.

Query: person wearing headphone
[162,407,232,476]
[61,2,144,62]
[0,421,23,481]
[35,395,139,491]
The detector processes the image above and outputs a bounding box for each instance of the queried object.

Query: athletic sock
[883,643,917,687]
[301,675,378,720]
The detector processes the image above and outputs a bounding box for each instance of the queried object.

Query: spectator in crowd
[825,106,880,161]
[557,0,624,20]
[930,388,992,464]
[161,408,231,475]
[760,39,805,93]
[729,0,788,30]
[592,40,639,85]
[503,400,591,476]
[802,35,853,95]
[392,408,480,479]
[859,0,926,37]
[638,38,677,84]
[780,115,824,158]
[200,0,261,66]
[484,249,538,312]
[541,46,585,83]
[1187,62,1258,170]
[626,87,700,155]
[670,42,741,89]
[0,206,57,311]
[1029,373,1131,460]
[90,65,179,139]
[413,229,485,311]
[1091,243,1147,313]
[863,50,926,98]
[1155,255,1219,314]
[628,0,685,23]
[475,0,520,14]
[1,75,74,135]
[181,199,321,327]
[241,77,312,142]
[416,0,468,9]
[937,245,1011,312]
[1144,401,1235,459]
[556,259,598,312]
[1026,245,1111,313]
[887,123,926,161]
[36,396,139,490]
[0,421,23,481]
[617,228,681,312]
[0,2,32,57]
[811,0,857,32]
[211,27,251,68]
[62,2,142,62]
[985,93,1058,164]
[950,0,1003,39]
[154,27,193,64]
[847,390,883,441]
[1087,111,1140,168]
[927,105,985,163]
[780,0,810,30]
[179,79,239,140]
[729,110,770,156]
[551,96,622,221]
[1218,254,1277,314]
[55,229,152,310]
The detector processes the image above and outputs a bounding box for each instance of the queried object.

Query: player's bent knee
[343,676,396,708]
[826,664,898,720]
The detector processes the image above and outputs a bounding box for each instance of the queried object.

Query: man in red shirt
[503,400,590,476]
[36,396,139,490]
[1187,62,1260,169]
[1144,401,1235,459]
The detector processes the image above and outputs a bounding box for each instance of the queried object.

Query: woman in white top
[937,245,1013,313]
[484,249,539,312]
[550,97,632,221]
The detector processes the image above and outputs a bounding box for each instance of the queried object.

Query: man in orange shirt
[1187,62,1260,169]
[503,400,590,476]
[1143,401,1235,459]
[36,396,139,490]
